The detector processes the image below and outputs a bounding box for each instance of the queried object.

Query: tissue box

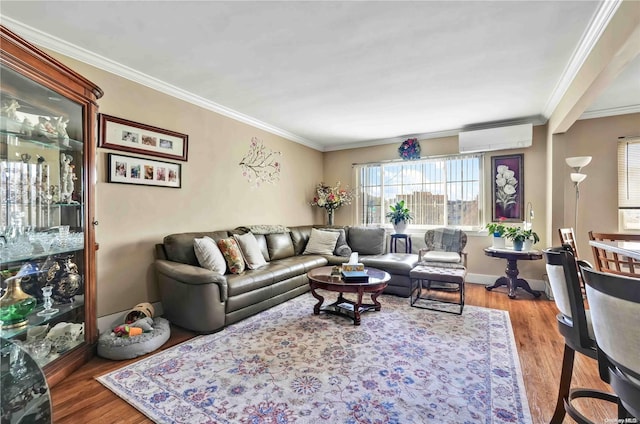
[341,263,365,272]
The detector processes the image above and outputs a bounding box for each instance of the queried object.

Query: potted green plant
[386,200,413,234]
[504,226,529,251]
[522,229,540,251]
[486,219,507,248]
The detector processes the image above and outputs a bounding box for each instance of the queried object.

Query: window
[618,137,640,231]
[354,154,483,229]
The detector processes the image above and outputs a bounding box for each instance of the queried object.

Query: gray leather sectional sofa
[154,225,418,333]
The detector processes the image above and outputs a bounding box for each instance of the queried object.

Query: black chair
[544,246,617,423]
[582,266,640,420]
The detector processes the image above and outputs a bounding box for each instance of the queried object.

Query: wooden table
[588,240,640,260]
[307,266,390,325]
[484,247,543,299]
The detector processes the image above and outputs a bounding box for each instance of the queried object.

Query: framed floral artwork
[491,154,523,222]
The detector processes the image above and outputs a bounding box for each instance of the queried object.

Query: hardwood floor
[50,283,616,423]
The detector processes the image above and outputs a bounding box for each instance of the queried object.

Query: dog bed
[97,317,171,360]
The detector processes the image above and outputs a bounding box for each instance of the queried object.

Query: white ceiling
[1,1,638,151]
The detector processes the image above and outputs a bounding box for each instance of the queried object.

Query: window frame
[353,153,484,231]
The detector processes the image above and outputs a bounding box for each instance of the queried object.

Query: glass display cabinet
[0,25,102,389]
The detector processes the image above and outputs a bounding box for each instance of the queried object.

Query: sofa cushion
[290,226,314,255]
[217,238,246,274]
[319,228,352,257]
[266,233,295,260]
[164,231,230,266]
[360,253,419,275]
[193,236,227,275]
[348,227,386,255]
[233,232,268,269]
[303,228,340,255]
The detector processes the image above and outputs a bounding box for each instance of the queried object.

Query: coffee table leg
[310,286,324,315]
[371,290,383,311]
[354,290,364,325]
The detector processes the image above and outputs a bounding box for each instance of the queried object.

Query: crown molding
[579,104,640,120]
[541,0,622,119]
[1,17,324,152]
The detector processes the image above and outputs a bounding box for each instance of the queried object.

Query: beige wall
[323,126,550,282]
[553,113,640,258]
[46,52,324,317]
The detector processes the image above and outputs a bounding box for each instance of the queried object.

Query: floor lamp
[566,156,592,234]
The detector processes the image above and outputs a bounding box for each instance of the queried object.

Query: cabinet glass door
[0,63,86,368]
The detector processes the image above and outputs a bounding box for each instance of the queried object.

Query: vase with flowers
[310,181,353,226]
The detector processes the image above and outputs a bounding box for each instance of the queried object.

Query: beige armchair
[418,228,468,269]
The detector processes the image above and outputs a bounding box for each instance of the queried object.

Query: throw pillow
[193,236,227,275]
[233,232,268,269]
[303,228,340,255]
[217,238,246,274]
[319,227,352,257]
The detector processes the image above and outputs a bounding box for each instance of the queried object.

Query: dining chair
[582,266,640,420]
[543,246,617,424]
[588,231,640,277]
[558,227,592,293]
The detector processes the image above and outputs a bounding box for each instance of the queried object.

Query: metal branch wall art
[239,137,282,187]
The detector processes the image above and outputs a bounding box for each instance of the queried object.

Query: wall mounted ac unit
[458,123,533,153]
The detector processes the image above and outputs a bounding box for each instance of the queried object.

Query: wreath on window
[398,138,421,160]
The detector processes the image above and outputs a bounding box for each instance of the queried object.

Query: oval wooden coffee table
[307,266,390,325]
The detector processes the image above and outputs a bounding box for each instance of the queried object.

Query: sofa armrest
[155,259,228,301]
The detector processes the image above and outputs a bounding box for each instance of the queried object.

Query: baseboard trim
[466,273,546,291]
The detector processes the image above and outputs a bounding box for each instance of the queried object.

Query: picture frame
[491,154,524,222]
[107,153,181,188]
[99,114,188,161]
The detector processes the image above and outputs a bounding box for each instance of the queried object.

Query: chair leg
[550,344,575,424]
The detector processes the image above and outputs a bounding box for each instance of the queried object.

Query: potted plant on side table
[504,227,539,251]
[486,221,507,249]
[386,200,413,234]
[522,229,540,251]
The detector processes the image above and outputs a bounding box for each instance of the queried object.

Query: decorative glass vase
[513,240,524,251]
[326,209,335,226]
[0,276,37,329]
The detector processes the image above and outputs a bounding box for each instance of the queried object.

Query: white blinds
[618,137,640,208]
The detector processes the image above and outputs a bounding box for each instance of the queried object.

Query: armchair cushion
[422,251,461,263]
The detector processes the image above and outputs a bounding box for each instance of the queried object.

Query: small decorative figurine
[1,99,20,120]
[20,117,33,137]
[60,154,77,203]
[55,116,70,145]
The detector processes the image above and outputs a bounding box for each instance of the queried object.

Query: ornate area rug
[97,292,532,424]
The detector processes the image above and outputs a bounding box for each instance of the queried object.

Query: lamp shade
[570,173,587,183]
[566,156,592,169]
